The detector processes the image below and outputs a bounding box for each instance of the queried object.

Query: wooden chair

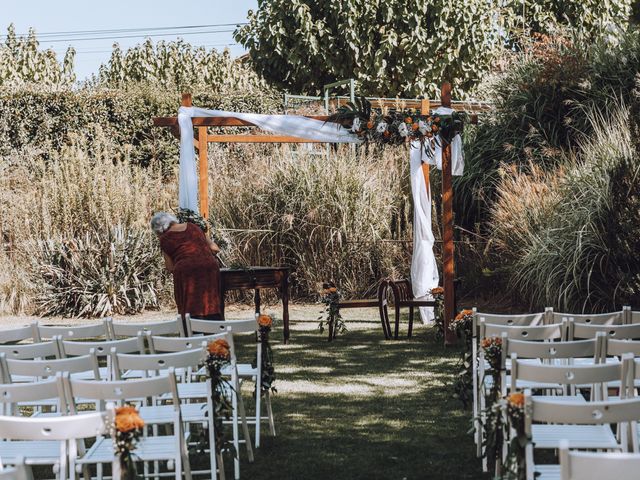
[379,279,435,339]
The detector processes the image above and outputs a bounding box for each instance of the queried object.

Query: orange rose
[404,116,412,124]
[115,405,145,433]
[431,124,439,132]
[366,121,374,129]
[412,122,419,131]
[431,286,444,295]
[383,131,390,138]
[207,339,231,360]
[481,337,500,349]
[329,287,337,293]
[257,314,273,328]
[508,392,524,408]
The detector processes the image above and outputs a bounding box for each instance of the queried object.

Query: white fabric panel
[410,141,440,324]
[425,107,464,176]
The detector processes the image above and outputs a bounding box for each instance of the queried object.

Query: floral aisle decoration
[450,309,474,406]
[328,96,465,149]
[204,338,235,456]
[254,314,277,395]
[319,282,345,341]
[113,405,145,480]
[430,287,445,340]
[479,336,505,475]
[503,392,527,480]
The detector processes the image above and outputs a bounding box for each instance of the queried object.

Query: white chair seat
[78,435,186,464]
[0,440,61,464]
[533,464,560,480]
[532,395,587,403]
[531,424,618,449]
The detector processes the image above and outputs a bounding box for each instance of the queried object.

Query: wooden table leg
[220,290,226,320]
[281,274,290,343]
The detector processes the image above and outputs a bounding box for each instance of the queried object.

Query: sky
[1,0,258,79]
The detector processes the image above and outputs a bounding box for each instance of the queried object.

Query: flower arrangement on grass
[114,405,144,480]
[328,96,465,149]
[204,338,235,456]
[451,308,474,407]
[504,392,526,480]
[255,314,277,395]
[319,282,345,341]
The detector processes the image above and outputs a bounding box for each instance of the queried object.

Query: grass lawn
[231,316,486,480]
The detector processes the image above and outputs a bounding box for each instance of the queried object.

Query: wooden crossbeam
[206,135,323,143]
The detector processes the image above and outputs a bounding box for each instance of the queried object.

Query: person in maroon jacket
[151,212,222,323]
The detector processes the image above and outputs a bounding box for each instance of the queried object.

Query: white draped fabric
[177,105,464,324]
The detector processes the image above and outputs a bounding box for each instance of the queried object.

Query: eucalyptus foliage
[0,24,75,87]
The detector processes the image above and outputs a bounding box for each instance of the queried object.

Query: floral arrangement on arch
[113,405,145,480]
[328,96,465,149]
[204,338,235,456]
[318,282,345,341]
[254,314,277,395]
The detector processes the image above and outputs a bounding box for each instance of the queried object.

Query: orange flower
[366,121,374,129]
[481,337,501,349]
[257,314,273,328]
[383,131,390,138]
[508,392,525,408]
[404,116,413,124]
[208,339,230,360]
[412,122,419,131]
[115,405,145,433]
[328,287,337,293]
[431,124,439,132]
[455,308,473,321]
[481,337,491,349]
[431,286,444,295]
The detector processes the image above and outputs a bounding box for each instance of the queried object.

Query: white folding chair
[109,316,185,338]
[0,324,40,345]
[63,370,192,480]
[559,440,640,480]
[187,315,276,447]
[0,409,115,480]
[130,333,254,479]
[0,341,63,384]
[35,320,113,341]
[525,388,640,480]
[550,311,625,326]
[0,461,29,480]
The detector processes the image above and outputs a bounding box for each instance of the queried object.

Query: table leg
[220,290,226,320]
[282,275,290,343]
[254,288,261,316]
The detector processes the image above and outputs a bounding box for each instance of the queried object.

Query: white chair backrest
[0,324,39,344]
[0,377,64,415]
[512,355,622,386]
[147,331,228,354]
[59,334,144,357]
[473,309,546,336]
[607,339,640,357]
[187,315,258,336]
[480,320,565,341]
[552,311,625,326]
[570,322,640,340]
[111,345,207,377]
[504,337,598,360]
[65,370,180,413]
[630,310,640,324]
[0,340,61,360]
[36,320,112,341]
[526,391,640,427]
[111,316,184,338]
[5,352,101,380]
[0,409,112,440]
[559,441,640,480]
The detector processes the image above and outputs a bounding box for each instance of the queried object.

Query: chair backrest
[526,390,640,429]
[35,320,112,341]
[0,377,64,415]
[503,337,598,361]
[607,339,640,357]
[111,345,207,379]
[559,442,640,480]
[186,315,258,337]
[0,463,29,480]
[570,322,640,340]
[147,331,228,354]
[512,355,622,387]
[554,311,625,326]
[0,324,40,344]
[110,316,184,338]
[64,370,180,414]
[0,408,112,440]
[59,334,144,357]
[473,309,546,336]
[0,340,61,360]
[4,352,101,380]
[480,320,566,341]
[630,310,640,324]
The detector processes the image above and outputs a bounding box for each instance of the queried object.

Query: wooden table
[220,266,291,342]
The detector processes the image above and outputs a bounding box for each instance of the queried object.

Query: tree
[0,24,75,88]
[234,0,632,98]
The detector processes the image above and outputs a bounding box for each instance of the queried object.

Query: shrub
[32,226,165,317]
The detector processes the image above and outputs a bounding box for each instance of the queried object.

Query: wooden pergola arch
[153,82,481,345]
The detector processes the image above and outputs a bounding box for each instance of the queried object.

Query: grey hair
[150,212,179,234]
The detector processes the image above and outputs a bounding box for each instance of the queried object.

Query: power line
[54,43,240,55]
[18,29,238,44]
[7,23,247,39]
